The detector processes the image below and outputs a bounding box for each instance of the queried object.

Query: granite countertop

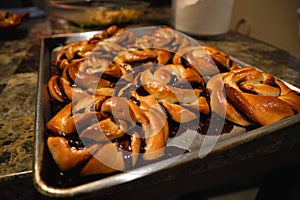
[0,10,300,199]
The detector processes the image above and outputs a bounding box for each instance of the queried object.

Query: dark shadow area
[255,162,300,200]
[0,28,29,41]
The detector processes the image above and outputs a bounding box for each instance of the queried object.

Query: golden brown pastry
[80,143,125,175]
[45,26,243,176]
[139,64,209,123]
[53,25,127,69]
[47,136,97,172]
[173,45,238,76]
[134,26,192,52]
[47,93,169,174]
[46,25,300,178]
[208,66,300,126]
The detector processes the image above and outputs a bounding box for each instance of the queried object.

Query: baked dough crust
[46,26,300,176]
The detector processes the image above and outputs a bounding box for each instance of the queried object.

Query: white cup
[172,0,234,37]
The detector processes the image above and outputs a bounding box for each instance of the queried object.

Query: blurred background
[1,0,299,56]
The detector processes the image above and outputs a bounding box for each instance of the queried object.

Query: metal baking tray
[34,30,300,198]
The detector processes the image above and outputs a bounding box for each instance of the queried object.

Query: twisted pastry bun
[173,45,238,76]
[134,26,192,52]
[47,136,99,172]
[208,66,300,126]
[139,64,209,123]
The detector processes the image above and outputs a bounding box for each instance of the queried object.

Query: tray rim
[33,30,300,198]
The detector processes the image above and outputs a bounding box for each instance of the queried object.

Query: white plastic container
[172,0,234,36]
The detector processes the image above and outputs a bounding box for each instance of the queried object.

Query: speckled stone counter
[0,11,300,200]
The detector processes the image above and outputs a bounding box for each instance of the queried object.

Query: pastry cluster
[46,25,300,176]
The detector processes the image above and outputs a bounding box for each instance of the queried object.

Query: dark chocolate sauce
[135,85,150,96]
[130,96,140,107]
[115,134,134,170]
[67,133,85,150]
[49,99,66,118]
[56,78,71,102]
